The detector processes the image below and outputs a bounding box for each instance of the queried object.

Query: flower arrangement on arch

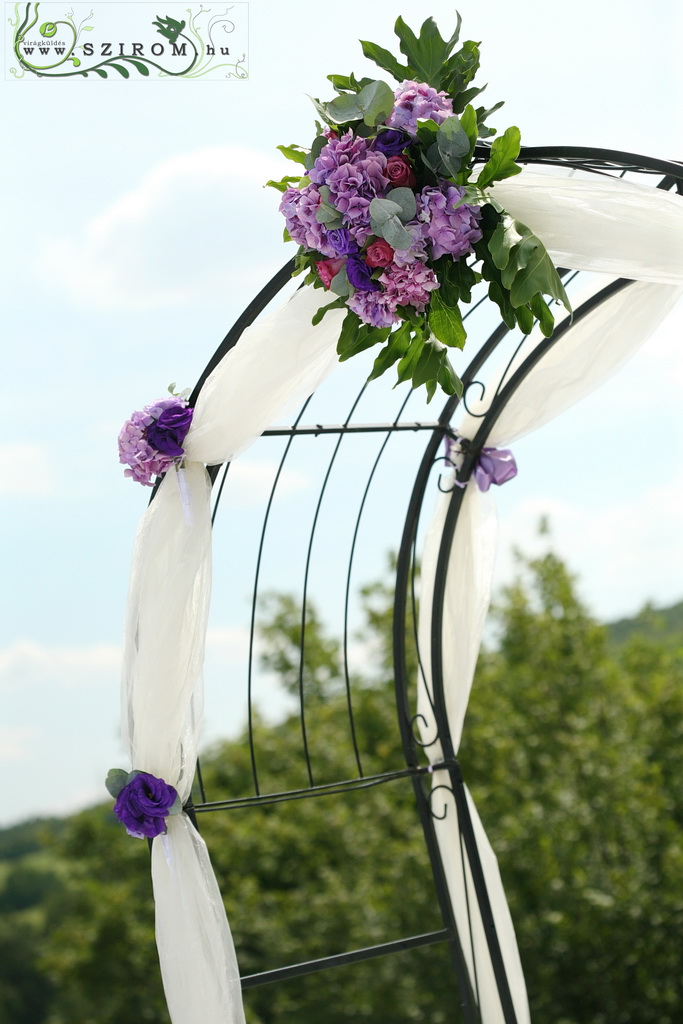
[118,385,193,486]
[268,14,570,400]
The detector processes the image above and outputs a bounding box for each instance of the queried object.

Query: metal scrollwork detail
[428,783,456,821]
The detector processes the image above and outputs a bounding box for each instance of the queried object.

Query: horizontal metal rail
[240,929,452,988]
[261,421,444,437]
[193,762,457,813]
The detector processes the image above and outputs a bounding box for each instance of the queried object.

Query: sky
[1,0,682,827]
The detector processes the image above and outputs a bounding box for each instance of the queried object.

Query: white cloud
[38,145,289,312]
[0,442,57,497]
[0,640,120,692]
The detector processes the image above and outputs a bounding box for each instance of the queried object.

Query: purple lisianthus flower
[118,397,188,487]
[114,772,178,839]
[147,403,193,457]
[347,289,400,328]
[373,128,410,156]
[380,261,440,312]
[416,184,483,260]
[346,254,380,292]
[326,227,358,256]
[387,80,454,135]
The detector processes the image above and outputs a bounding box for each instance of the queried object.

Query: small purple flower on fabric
[118,397,193,487]
[107,769,179,839]
[346,254,380,292]
[473,448,518,491]
[446,436,518,492]
[147,404,194,457]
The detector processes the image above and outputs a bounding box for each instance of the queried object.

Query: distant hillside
[607,599,683,647]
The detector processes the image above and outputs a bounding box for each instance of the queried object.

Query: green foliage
[1,551,682,1021]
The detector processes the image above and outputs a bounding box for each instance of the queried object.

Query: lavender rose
[113,772,178,839]
[147,403,193,457]
[326,228,359,256]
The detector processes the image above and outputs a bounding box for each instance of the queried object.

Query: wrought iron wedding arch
[144,145,682,1024]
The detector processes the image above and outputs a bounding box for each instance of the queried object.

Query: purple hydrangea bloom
[309,130,389,243]
[113,772,178,839]
[392,220,430,267]
[346,254,380,292]
[379,261,440,312]
[147,404,193,457]
[279,185,336,256]
[347,289,400,329]
[416,184,483,260]
[387,80,454,135]
[118,397,188,487]
[372,128,410,156]
[327,227,358,255]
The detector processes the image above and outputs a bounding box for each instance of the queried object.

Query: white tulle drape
[121,286,346,1024]
[118,167,682,1024]
[417,172,683,1023]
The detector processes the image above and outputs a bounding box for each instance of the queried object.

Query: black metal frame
[169,146,682,1019]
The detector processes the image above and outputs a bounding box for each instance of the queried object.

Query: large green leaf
[428,288,467,349]
[476,125,522,189]
[394,15,455,86]
[359,39,409,82]
[277,144,308,167]
[311,298,346,326]
[441,40,481,97]
[490,214,571,310]
[367,320,413,381]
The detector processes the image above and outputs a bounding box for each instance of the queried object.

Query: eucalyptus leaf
[326,91,363,123]
[105,768,129,799]
[315,203,343,226]
[330,266,351,297]
[381,216,414,250]
[304,134,327,171]
[476,125,522,189]
[386,187,416,223]
[415,118,441,146]
[168,793,183,816]
[428,289,467,349]
[357,79,395,127]
[459,104,479,163]
[307,94,336,126]
[369,196,403,227]
[437,115,471,177]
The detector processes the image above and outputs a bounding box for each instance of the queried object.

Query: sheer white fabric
[118,167,682,1024]
[121,285,346,1024]
[417,172,683,1022]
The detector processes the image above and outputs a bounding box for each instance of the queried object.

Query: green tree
[16,548,683,1023]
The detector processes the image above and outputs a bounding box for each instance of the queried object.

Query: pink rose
[365,240,395,268]
[316,257,344,289]
[386,155,416,188]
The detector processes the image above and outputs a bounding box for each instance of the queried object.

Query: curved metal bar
[296,384,368,787]
[341,387,415,779]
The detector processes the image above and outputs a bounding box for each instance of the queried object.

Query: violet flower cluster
[118,397,193,486]
[278,79,482,331]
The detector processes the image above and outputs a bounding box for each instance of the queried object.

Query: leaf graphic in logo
[152,15,186,44]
